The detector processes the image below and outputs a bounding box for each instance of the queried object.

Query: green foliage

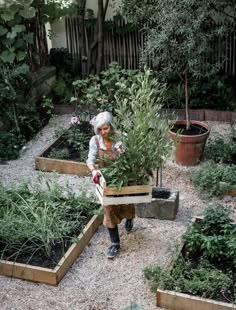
[0,64,41,159]
[184,204,236,261]
[0,0,36,65]
[163,75,236,111]
[72,62,140,113]
[101,67,175,188]
[0,176,99,263]
[189,161,236,197]
[48,148,70,160]
[0,132,20,160]
[143,205,236,303]
[205,135,236,164]
[53,121,93,162]
[143,258,232,299]
[51,78,73,104]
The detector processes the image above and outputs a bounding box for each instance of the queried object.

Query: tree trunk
[184,71,190,130]
[87,0,109,75]
[78,0,87,78]
[97,0,104,73]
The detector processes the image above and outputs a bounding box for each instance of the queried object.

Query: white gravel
[0,117,235,310]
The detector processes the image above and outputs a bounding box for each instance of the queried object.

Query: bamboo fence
[65,17,236,76]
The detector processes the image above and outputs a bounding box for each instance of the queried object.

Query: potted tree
[120,0,227,165]
[97,68,175,203]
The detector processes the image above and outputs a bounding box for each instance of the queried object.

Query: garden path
[0,116,235,310]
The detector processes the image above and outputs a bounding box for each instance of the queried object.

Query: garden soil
[0,115,235,310]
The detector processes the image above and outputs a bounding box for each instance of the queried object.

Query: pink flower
[114,141,125,154]
[70,116,80,125]
[89,116,97,126]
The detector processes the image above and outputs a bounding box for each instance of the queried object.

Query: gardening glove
[92,169,101,184]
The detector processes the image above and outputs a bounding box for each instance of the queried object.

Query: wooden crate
[0,214,103,286]
[156,216,236,310]
[35,135,89,176]
[96,174,152,205]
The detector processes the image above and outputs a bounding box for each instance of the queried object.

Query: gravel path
[0,117,235,310]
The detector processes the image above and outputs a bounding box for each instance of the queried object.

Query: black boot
[125,219,134,233]
[107,226,120,259]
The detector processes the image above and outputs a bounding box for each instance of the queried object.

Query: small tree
[121,0,227,130]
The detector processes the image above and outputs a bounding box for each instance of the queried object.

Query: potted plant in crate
[96,68,175,204]
[121,0,227,166]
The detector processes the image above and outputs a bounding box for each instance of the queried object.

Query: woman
[86,111,135,259]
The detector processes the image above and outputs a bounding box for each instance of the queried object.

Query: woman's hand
[92,169,101,184]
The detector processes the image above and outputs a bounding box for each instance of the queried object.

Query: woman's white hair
[93,111,113,135]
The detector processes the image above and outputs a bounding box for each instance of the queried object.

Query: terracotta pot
[169,120,210,166]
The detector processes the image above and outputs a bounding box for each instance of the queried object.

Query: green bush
[205,134,236,164]
[189,161,236,197]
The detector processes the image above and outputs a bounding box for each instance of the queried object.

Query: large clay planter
[169,120,210,166]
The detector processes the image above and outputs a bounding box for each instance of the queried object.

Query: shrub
[189,161,236,197]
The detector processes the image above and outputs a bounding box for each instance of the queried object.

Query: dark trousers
[108,225,120,245]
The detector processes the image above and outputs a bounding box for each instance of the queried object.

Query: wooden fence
[65,17,236,76]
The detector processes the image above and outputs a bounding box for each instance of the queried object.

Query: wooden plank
[96,188,152,206]
[102,184,151,196]
[97,174,151,196]
[0,260,57,286]
[157,290,236,310]
[55,214,103,284]
[35,157,89,175]
[0,214,102,286]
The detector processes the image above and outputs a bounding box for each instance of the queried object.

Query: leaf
[0,26,7,36]
[1,10,15,21]
[14,38,25,48]
[16,50,26,61]
[23,32,33,43]
[15,64,30,75]
[12,24,26,33]
[0,50,15,63]
[19,7,36,19]
[70,97,77,102]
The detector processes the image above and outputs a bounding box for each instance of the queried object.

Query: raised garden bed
[0,179,102,285]
[0,213,102,286]
[153,209,236,310]
[96,174,152,205]
[35,121,93,175]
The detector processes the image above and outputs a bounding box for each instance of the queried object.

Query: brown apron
[95,136,135,228]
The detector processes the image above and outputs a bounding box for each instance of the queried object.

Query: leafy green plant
[101,67,175,188]
[0,132,20,160]
[50,120,93,162]
[205,134,236,164]
[144,205,236,303]
[143,257,232,299]
[189,161,236,197]
[0,176,99,266]
[48,148,70,160]
[184,204,235,260]
[71,62,146,114]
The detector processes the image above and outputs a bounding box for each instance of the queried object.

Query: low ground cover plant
[44,118,93,162]
[144,204,236,304]
[0,176,99,268]
[189,161,236,197]
[205,133,236,164]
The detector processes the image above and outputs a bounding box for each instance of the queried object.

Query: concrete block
[135,187,179,220]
